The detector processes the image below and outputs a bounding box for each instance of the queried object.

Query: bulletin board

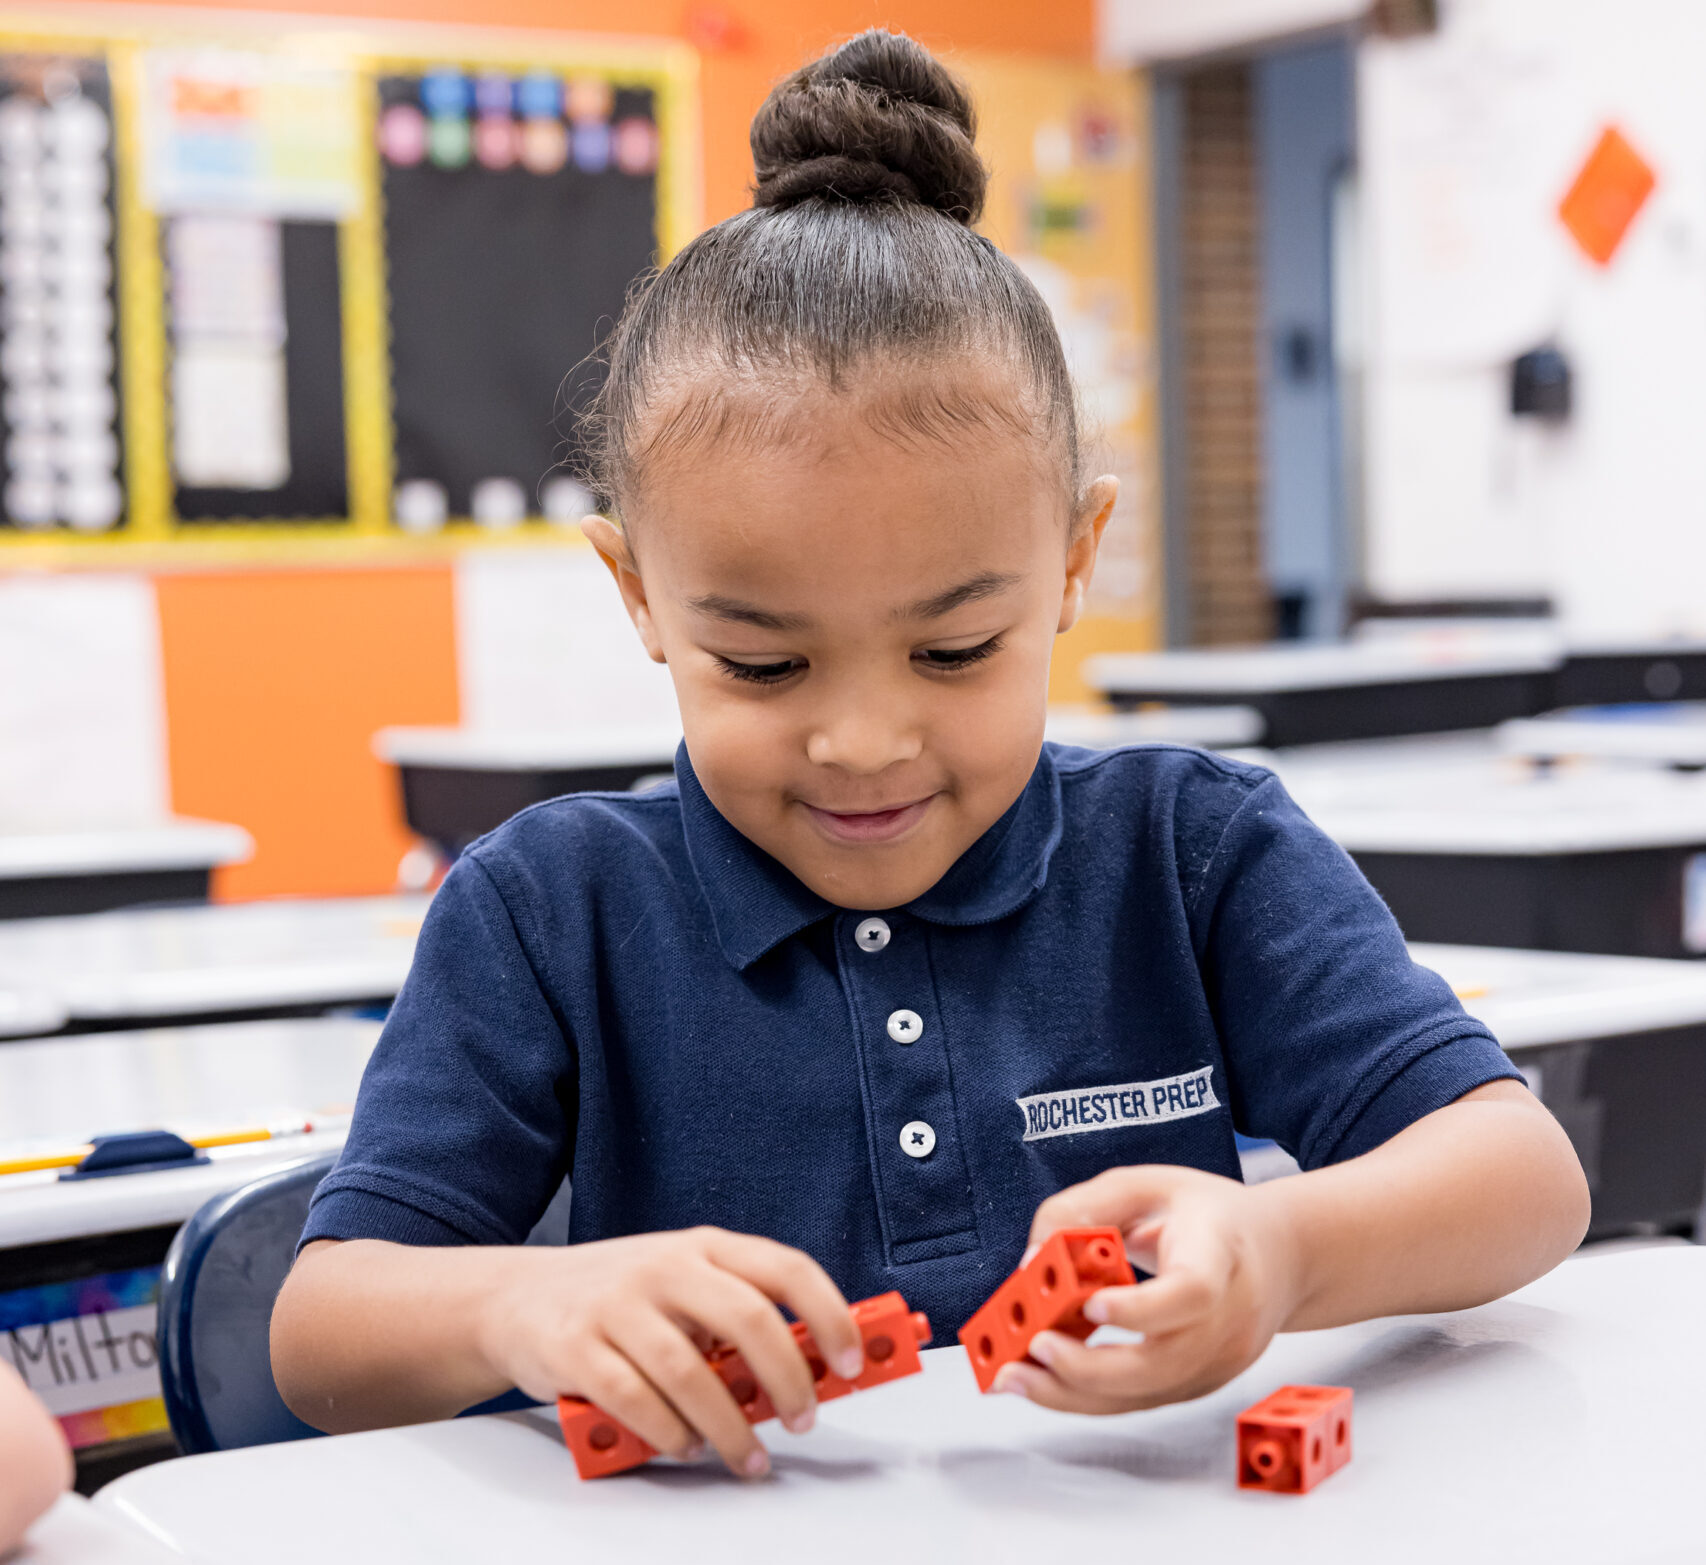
[0,9,697,556]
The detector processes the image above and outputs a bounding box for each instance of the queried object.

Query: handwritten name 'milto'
[1016,1067,1220,1143]
[0,1304,160,1418]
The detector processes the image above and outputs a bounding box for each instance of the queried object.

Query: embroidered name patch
[1016,1068,1220,1143]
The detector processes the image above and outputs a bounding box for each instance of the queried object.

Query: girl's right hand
[474,1227,862,1478]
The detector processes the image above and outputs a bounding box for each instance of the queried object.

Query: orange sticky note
[1558,126,1656,267]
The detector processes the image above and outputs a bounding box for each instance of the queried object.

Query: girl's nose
[805,700,924,775]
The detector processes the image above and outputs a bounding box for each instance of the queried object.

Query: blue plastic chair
[157,1154,335,1454]
[159,1155,563,1453]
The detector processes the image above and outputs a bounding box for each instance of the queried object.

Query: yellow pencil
[0,1114,351,1179]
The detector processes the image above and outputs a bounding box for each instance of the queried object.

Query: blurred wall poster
[141,52,359,496]
[959,57,1161,649]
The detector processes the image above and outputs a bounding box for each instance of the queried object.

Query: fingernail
[1027,1332,1057,1367]
[835,1347,863,1379]
[1083,1295,1109,1324]
[782,1406,815,1435]
[1019,1244,1039,1267]
[743,1448,771,1478]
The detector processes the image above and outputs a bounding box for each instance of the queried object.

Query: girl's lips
[802,797,935,845]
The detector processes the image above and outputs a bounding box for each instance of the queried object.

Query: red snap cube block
[1237,1385,1353,1494]
[557,1291,931,1479]
[558,1396,657,1479]
[958,1227,1135,1393]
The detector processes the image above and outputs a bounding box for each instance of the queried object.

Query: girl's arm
[0,1359,72,1552]
[996,1081,1589,1411]
[272,1225,864,1479]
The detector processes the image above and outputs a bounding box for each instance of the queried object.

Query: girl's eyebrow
[687,570,1020,633]
[898,571,1022,622]
[687,594,811,632]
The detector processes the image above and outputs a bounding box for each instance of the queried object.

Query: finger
[699,1230,863,1381]
[605,1308,772,1478]
[995,1329,1221,1414]
[662,1262,823,1431]
[1026,1166,1194,1250]
[1084,1269,1218,1336]
[563,1336,698,1458]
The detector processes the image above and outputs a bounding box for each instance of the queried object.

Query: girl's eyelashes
[715,655,803,685]
[914,635,1004,672]
[711,635,1004,685]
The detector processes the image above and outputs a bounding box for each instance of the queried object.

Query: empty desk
[0,823,253,921]
[376,725,682,858]
[1417,942,1706,1235]
[95,1247,1706,1565]
[0,1018,379,1491]
[1083,641,1560,747]
[1272,749,1706,958]
[1500,703,1706,769]
[0,895,426,1034]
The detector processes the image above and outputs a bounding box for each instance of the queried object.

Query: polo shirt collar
[677,743,1064,971]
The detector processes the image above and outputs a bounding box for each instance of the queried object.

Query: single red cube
[1237,1384,1353,1494]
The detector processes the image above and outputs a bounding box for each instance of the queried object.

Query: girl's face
[585,371,1115,911]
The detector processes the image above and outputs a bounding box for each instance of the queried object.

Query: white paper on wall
[455,547,681,736]
[170,341,290,489]
[0,574,170,830]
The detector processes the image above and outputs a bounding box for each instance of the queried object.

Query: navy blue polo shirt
[303,742,1518,1334]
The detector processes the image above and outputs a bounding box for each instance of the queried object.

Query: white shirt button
[855,916,891,953]
[886,1009,923,1044]
[899,1120,936,1158]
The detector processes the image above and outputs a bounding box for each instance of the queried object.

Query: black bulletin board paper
[171,220,349,523]
[380,79,658,518]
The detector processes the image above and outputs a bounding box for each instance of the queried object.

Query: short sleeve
[1187,772,1522,1167]
[301,851,577,1250]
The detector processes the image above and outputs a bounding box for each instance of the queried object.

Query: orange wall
[155,567,460,899]
[99,0,1096,223]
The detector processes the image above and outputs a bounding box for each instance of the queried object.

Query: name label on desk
[0,1303,159,1419]
[1017,1067,1220,1143]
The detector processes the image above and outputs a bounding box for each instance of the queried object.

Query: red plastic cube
[557,1290,931,1478]
[958,1227,1135,1392]
[1237,1384,1353,1493]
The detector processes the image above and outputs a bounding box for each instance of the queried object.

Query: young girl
[273,30,1587,1478]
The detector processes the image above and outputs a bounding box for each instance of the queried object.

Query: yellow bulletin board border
[0,6,699,566]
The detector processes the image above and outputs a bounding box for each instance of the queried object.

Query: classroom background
[7,0,1706,1554]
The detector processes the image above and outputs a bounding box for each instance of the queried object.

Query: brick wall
[1179,64,1272,646]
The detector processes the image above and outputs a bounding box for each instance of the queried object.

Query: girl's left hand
[993,1164,1301,1413]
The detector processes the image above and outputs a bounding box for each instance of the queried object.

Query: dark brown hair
[577,29,1081,517]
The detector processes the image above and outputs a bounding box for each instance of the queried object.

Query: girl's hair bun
[751,30,986,225]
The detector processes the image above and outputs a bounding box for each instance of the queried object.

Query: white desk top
[375,723,683,772]
[1264,747,1706,853]
[17,1494,185,1564]
[0,895,426,1025]
[1043,703,1265,750]
[0,822,253,882]
[1412,942,1706,1048]
[0,987,68,1038]
[1084,636,1562,697]
[98,1246,1706,1565]
[1500,704,1706,765]
[0,1017,378,1247]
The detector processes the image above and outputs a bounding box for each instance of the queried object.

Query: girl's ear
[582,515,667,664]
[1058,475,1119,634]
